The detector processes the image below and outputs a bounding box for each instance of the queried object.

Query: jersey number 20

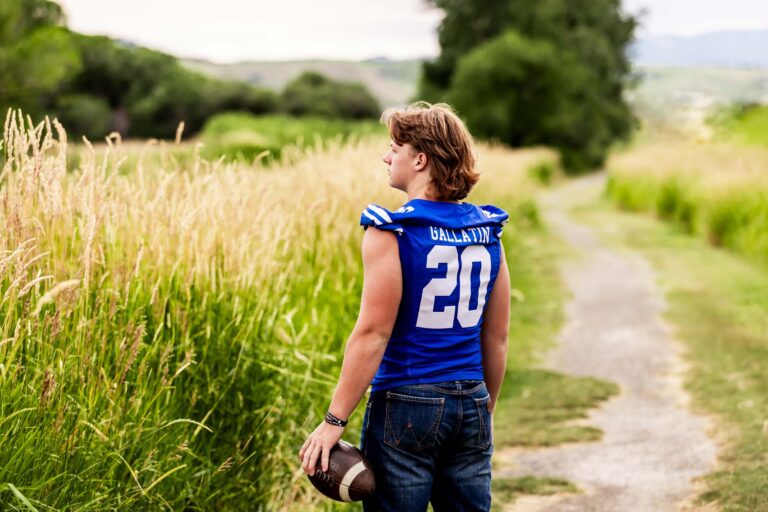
[416,245,491,329]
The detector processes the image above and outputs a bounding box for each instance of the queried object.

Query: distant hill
[631,29,768,68]
[632,67,768,106]
[181,28,768,132]
[182,57,423,108]
[596,28,768,134]
[628,67,768,138]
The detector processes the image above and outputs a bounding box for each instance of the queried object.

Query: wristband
[324,411,348,427]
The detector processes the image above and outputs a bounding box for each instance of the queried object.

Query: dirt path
[497,174,718,511]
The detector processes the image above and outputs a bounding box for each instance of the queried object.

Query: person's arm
[481,243,511,413]
[299,227,401,475]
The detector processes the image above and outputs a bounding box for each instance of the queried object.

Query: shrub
[54,94,112,141]
[606,143,768,269]
[280,72,380,120]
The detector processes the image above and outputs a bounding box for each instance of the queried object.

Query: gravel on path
[497,174,717,512]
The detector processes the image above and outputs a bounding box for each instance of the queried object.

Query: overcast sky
[57,0,768,63]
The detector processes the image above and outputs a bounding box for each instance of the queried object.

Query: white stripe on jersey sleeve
[362,210,382,225]
[367,204,393,223]
[482,208,509,225]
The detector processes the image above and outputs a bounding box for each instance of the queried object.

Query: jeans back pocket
[474,394,492,449]
[384,392,445,451]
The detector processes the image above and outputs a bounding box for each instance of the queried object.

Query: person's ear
[415,152,428,172]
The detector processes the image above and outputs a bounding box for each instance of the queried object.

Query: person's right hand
[299,421,345,476]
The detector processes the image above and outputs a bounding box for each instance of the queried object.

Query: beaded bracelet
[324,411,348,427]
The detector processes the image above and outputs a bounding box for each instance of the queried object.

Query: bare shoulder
[362,227,399,257]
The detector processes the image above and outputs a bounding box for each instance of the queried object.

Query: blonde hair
[382,102,479,201]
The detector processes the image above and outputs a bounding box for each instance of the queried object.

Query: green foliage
[653,179,697,233]
[492,476,579,505]
[0,1,79,117]
[713,103,768,148]
[0,26,82,117]
[0,0,64,45]
[280,72,380,119]
[0,118,563,509]
[0,3,380,140]
[421,0,637,172]
[55,94,112,140]
[128,65,211,138]
[0,8,280,141]
[214,80,278,115]
[69,34,165,109]
[0,239,358,510]
[201,112,383,163]
[603,173,657,212]
[0,483,37,511]
[449,32,559,144]
[418,0,515,104]
[606,170,768,269]
[494,368,618,447]
[65,35,279,139]
[527,160,556,186]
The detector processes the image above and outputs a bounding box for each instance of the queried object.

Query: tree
[0,0,65,45]
[448,32,564,146]
[420,0,637,171]
[0,1,81,117]
[280,72,380,119]
[69,35,154,110]
[214,81,278,116]
[63,34,278,138]
[55,94,112,140]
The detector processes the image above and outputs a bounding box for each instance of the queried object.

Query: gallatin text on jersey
[428,226,492,244]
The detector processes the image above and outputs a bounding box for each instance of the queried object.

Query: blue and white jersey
[360,198,509,391]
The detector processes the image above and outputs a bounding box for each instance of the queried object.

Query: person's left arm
[480,242,511,413]
[299,227,401,475]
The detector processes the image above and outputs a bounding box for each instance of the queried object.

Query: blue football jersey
[360,198,509,391]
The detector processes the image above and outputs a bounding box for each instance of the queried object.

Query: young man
[300,102,511,511]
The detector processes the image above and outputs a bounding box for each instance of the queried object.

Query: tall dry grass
[0,110,554,510]
[606,141,768,268]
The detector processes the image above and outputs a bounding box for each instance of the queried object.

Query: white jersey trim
[362,210,382,225]
[367,204,393,223]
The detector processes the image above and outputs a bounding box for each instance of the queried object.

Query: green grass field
[59,113,383,175]
[606,142,768,270]
[200,112,383,164]
[2,112,614,510]
[714,104,768,148]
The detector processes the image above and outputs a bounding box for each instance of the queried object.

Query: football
[308,440,376,502]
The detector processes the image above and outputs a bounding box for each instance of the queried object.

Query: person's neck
[407,183,441,202]
[405,176,461,203]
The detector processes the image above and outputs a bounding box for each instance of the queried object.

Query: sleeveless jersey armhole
[478,204,510,238]
[360,203,403,234]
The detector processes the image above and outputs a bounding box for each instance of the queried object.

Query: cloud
[624,0,768,37]
[57,0,443,62]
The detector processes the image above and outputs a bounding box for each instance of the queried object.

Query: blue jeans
[360,380,493,512]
